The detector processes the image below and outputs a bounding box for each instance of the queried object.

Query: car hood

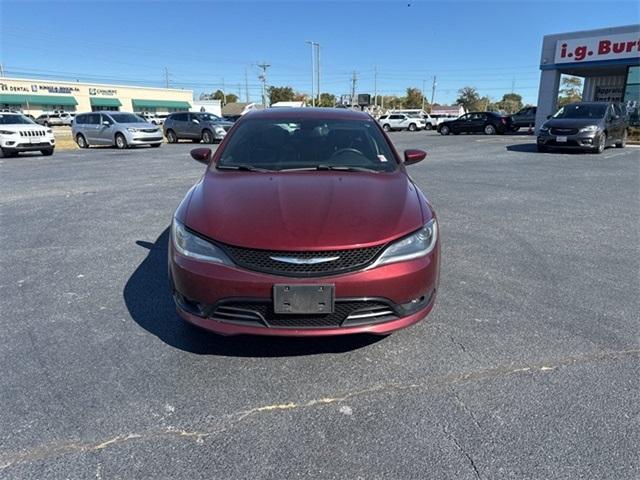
[184,170,426,250]
[119,122,158,129]
[206,120,234,128]
[543,118,604,128]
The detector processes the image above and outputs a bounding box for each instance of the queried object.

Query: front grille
[141,128,158,133]
[210,300,398,328]
[550,127,578,135]
[19,130,46,137]
[220,243,386,277]
[17,142,49,147]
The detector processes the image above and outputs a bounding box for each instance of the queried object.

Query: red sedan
[169,108,440,336]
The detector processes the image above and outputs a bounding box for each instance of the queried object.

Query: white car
[378,114,425,132]
[137,112,164,125]
[0,113,56,157]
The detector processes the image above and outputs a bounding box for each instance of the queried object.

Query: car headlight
[46,128,53,134]
[215,126,226,134]
[0,130,16,135]
[127,127,141,133]
[579,125,599,133]
[171,218,234,266]
[374,219,437,267]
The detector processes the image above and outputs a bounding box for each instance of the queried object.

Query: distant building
[0,77,192,116]
[430,104,465,116]
[221,102,263,117]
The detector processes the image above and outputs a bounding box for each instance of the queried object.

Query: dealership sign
[555,32,640,64]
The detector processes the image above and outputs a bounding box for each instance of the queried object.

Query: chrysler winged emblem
[269,255,340,265]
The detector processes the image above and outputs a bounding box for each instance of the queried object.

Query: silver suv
[163,112,233,144]
[377,114,424,132]
[72,112,163,149]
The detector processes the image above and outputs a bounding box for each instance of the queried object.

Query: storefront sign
[594,86,624,102]
[555,32,640,64]
[0,82,30,93]
[89,87,117,96]
[35,84,80,94]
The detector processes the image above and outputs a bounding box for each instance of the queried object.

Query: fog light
[6,141,15,146]
[399,290,434,315]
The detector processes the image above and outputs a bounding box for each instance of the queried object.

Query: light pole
[305,41,319,107]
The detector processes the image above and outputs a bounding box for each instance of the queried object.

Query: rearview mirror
[190,147,212,164]
[404,149,426,165]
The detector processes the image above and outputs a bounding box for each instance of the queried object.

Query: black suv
[438,111,512,135]
[537,102,628,153]
[510,106,537,131]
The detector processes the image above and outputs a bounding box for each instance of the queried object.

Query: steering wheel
[328,147,365,160]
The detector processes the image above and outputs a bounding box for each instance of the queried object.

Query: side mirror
[102,121,111,126]
[190,147,212,164]
[192,119,200,124]
[404,149,426,165]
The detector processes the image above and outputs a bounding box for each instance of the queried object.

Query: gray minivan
[163,112,233,144]
[72,112,163,149]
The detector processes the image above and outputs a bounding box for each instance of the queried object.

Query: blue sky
[1,0,638,105]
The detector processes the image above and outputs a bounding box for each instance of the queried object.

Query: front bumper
[125,130,163,145]
[169,240,440,336]
[537,131,599,150]
[1,136,55,151]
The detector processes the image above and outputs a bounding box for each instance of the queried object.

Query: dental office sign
[555,32,640,64]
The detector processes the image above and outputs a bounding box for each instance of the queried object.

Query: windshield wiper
[216,164,273,173]
[278,165,379,173]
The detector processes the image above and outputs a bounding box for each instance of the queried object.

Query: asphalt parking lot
[1,132,638,479]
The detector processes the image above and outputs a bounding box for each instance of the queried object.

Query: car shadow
[123,227,385,357]
[506,143,539,153]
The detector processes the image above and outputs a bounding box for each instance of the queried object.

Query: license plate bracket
[556,135,568,143]
[273,284,334,314]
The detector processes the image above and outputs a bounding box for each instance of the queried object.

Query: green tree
[494,93,523,114]
[208,90,238,105]
[268,86,295,104]
[404,87,424,109]
[211,90,225,101]
[557,76,583,107]
[318,92,336,107]
[456,86,482,111]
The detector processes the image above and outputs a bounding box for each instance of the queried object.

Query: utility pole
[221,78,226,106]
[511,77,515,93]
[351,71,357,108]
[430,75,437,108]
[422,79,426,112]
[373,66,378,108]
[257,62,270,107]
[245,68,249,102]
[0,64,4,77]
[164,67,170,88]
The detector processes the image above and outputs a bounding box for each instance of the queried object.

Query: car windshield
[0,114,35,125]
[217,117,397,172]
[553,104,607,119]
[110,113,146,123]
[196,113,221,122]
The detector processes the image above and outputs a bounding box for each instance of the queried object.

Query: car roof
[244,107,371,121]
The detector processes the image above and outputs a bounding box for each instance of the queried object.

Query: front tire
[408,123,417,132]
[440,125,450,135]
[595,133,606,154]
[484,124,496,135]
[41,148,54,156]
[166,130,178,143]
[202,129,214,144]
[383,124,391,132]
[115,133,128,149]
[616,130,627,148]
[424,123,433,131]
[76,134,88,149]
